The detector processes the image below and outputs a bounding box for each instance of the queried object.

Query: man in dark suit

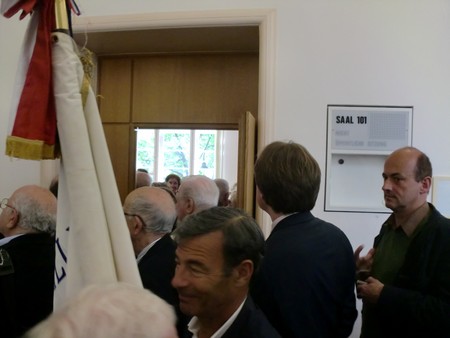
[0,185,57,338]
[251,141,357,338]
[171,207,280,338]
[123,186,188,335]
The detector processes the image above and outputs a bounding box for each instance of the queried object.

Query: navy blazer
[251,212,357,338]
[183,296,280,338]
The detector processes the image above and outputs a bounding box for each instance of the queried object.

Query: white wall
[2,1,450,336]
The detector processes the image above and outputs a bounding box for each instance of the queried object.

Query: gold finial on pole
[54,0,69,31]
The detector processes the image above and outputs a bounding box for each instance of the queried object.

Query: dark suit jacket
[0,233,55,338]
[138,233,189,336]
[251,212,357,338]
[138,233,179,305]
[183,296,280,338]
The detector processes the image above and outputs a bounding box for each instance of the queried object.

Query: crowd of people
[0,142,449,337]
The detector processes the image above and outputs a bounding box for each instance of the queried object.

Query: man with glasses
[123,186,188,336]
[0,185,57,337]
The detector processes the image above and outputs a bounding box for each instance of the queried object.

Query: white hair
[179,175,219,212]
[24,283,178,338]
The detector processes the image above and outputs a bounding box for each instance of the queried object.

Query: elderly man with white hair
[23,283,178,338]
[175,175,219,222]
[0,185,57,337]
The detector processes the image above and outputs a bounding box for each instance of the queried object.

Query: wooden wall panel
[100,53,258,203]
[102,124,130,202]
[98,58,132,123]
[132,54,258,123]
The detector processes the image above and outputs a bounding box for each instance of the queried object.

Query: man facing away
[24,282,178,338]
[214,178,230,207]
[0,185,57,337]
[136,168,152,188]
[123,186,188,336]
[175,175,219,222]
[172,207,281,338]
[251,141,357,338]
[355,146,450,337]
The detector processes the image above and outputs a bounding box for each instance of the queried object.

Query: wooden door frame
[72,9,276,236]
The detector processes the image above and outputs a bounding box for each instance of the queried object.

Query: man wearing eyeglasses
[0,185,57,338]
[123,186,188,337]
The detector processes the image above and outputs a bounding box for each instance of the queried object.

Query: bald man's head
[124,187,176,234]
[0,185,57,237]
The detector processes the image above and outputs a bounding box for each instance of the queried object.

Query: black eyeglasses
[124,212,147,228]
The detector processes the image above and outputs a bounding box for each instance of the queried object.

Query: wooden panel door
[237,111,256,216]
[132,54,258,124]
[98,58,132,123]
[102,124,130,202]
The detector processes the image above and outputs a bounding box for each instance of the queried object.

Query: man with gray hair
[123,186,188,336]
[175,175,219,221]
[0,185,57,337]
[24,282,178,338]
[214,178,230,207]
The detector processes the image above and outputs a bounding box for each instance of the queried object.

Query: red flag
[3,0,58,160]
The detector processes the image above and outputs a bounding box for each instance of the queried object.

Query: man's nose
[171,266,188,289]
[382,179,391,191]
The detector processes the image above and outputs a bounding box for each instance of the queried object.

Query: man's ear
[5,208,19,230]
[132,216,144,235]
[420,176,432,195]
[233,259,254,287]
[185,198,195,215]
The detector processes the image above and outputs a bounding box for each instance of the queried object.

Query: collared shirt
[395,202,430,237]
[136,237,162,264]
[188,298,246,338]
[0,234,24,247]
[271,213,297,230]
[361,203,431,337]
[372,203,430,284]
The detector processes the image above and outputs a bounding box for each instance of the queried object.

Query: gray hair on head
[178,175,219,211]
[11,194,56,234]
[128,195,176,234]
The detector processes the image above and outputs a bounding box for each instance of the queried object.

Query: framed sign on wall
[325,105,413,213]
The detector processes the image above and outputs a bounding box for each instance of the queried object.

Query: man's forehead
[176,232,224,258]
[384,154,417,176]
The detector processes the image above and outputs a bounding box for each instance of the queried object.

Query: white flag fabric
[52,31,142,310]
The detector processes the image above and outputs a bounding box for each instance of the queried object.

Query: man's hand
[356,277,384,303]
[354,245,375,271]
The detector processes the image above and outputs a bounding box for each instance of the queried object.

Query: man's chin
[179,298,197,317]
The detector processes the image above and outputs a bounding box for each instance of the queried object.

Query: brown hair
[254,141,321,213]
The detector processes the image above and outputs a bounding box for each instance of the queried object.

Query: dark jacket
[138,233,189,337]
[138,233,179,306]
[252,212,357,338]
[365,203,450,338]
[0,233,55,338]
[183,296,281,338]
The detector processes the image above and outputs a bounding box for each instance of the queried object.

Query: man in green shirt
[355,147,450,337]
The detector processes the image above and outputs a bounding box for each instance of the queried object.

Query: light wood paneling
[99,53,258,202]
[132,54,258,123]
[98,58,132,123]
[102,124,130,201]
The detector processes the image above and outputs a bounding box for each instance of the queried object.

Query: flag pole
[54,0,69,31]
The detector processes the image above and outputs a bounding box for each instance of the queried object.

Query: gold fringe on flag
[6,136,56,160]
